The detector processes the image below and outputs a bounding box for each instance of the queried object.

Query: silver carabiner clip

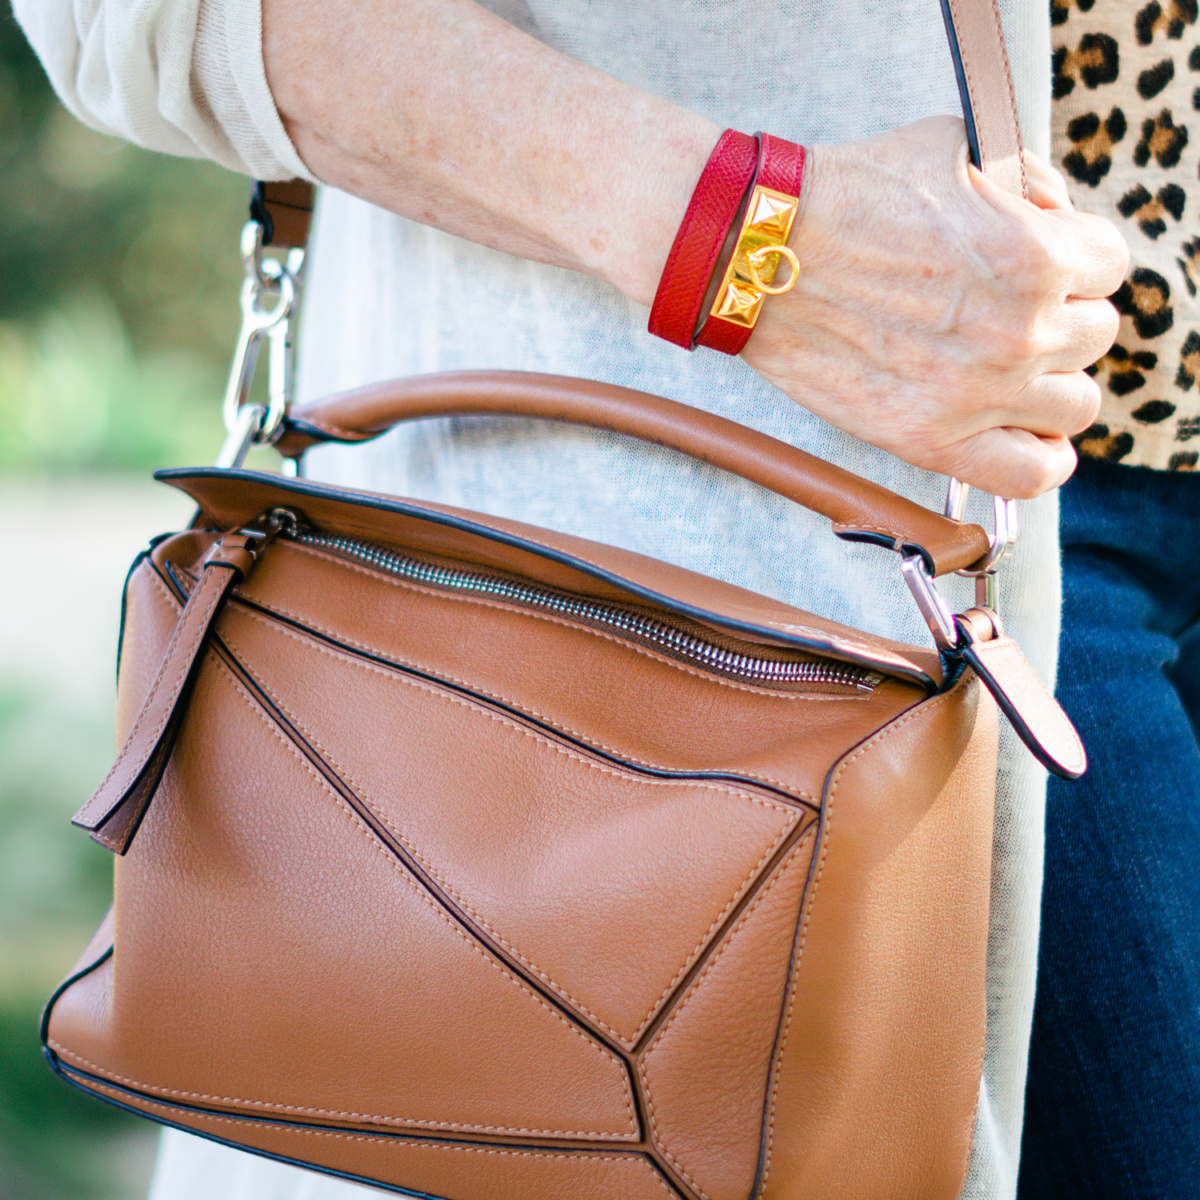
[901,479,1019,654]
[944,477,1018,609]
[217,222,303,469]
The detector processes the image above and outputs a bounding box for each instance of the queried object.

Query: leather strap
[72,531,270,854]
[250,180,316,249]
[693,133,805,356]
[939,0,1026,196]
[277,370,992,575]
[960,625,1086,778]
[648,130,759,348]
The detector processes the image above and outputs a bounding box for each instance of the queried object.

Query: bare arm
[264,0,1129,498]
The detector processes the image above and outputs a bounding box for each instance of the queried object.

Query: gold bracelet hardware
[710,185,801,329]
[746,245,800,295]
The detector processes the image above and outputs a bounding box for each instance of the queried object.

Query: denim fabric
[1019,457,1200,1199]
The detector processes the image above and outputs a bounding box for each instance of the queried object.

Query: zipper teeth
[293,531,876,690]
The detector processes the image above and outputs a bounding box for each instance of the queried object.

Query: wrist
[647,130,806,353]
[588,113,723,307]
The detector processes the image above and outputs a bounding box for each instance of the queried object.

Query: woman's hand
[264,1,1128,498]
[744,117,1129,497]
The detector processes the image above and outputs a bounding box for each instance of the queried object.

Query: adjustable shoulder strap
[940,0,1026,196]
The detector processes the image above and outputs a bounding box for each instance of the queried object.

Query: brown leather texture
[963,633,1087,779]
[45,454,998,1200]
[45,0,1026,1186]
[72,529,275,853]
[276,371,993,578]
[941,0,1026,196]
[254,179,315,249]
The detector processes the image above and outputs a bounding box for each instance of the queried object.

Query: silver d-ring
[943,478,1018,575]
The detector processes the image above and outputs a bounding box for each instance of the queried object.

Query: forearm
[265,0,1126,498]
[262,0,718,305]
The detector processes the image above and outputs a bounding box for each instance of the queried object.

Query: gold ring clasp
[746,244,800,295]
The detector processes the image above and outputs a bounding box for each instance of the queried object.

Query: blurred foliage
[0,4,251,472]
[0,669,155,1200]
[0,5,260,1196]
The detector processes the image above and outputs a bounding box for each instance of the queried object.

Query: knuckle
[1098,298,1121,344]
[1009,225,1060,287]
[993,314,1042,365]
[1079,213,1131,286]
[1021,454,1066,500]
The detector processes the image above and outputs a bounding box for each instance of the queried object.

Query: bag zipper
[274,514,880,692]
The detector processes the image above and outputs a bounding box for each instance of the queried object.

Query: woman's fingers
[1000,369,1102,438]
[1047,210,1131,299]
[941,428,1080,499]
[744,117,1124,497]
[1037,296,1122,374]
[972,165,1129,299]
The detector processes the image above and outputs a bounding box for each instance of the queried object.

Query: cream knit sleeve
[12,0,313,181]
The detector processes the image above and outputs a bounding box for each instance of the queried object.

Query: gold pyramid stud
[714,281,763,326]
[745,189,798,239]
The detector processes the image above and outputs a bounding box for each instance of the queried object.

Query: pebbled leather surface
[648,129,758,348]
[44,504,997,1200]
[71,559,241,852]
[44,0,1025,1190]
[694,133,806,357]
[760,674,998,1200]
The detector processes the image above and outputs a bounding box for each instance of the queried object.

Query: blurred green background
[1,6,253,1196]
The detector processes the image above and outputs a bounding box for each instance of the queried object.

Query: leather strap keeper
[250,179,316,249]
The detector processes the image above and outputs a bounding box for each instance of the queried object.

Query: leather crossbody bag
[41,3,1085,1198]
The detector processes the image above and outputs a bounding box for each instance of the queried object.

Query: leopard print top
[1054,0,1200,469]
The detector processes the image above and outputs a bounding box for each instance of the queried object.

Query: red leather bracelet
[647,130,758,349]
[695,133,805,355]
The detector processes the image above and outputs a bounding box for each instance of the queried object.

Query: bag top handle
[276,370,992,577]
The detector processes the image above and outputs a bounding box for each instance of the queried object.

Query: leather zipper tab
[73,525,276,854]
[956,609,1087,780]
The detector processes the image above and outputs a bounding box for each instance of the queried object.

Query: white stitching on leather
[72,653,638,1141]
[759,686,961,1190]
[221,607,799,1050]
[638,830,817,1200]
[62,1075,677,1197]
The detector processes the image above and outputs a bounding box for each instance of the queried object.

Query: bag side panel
[760,676,997,1200]
[48,652,641,1142]
[637,833,817,1200]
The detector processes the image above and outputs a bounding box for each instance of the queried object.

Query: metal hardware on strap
[217,219,306,470]
[902,481,1019,652]
[901,551,961,652]
[944,478,1018,609]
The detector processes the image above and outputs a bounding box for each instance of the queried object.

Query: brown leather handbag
[41,4,1084,1199]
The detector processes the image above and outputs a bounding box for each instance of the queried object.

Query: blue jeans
[1018,457,1200,1198]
